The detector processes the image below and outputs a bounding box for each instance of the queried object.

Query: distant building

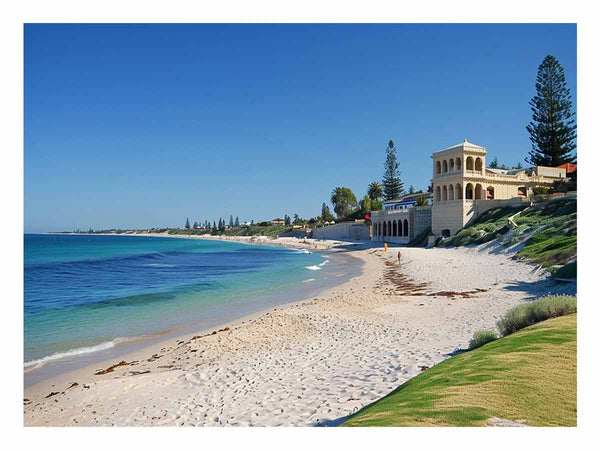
[371,194,432,244]
[270,218,285,224]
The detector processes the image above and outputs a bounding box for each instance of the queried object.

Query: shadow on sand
[502,277,576,299]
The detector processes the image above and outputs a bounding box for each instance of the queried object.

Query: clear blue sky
[24,24,576,232]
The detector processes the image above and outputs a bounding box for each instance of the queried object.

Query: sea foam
[24,338,127,371]
[305,265,322,271]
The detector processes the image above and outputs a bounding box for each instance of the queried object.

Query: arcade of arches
[372,218,410,239]
[434,182,496,201]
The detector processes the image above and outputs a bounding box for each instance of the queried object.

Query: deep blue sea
[24,234,351,379]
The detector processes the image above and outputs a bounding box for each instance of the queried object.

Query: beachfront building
[370,139,574,243]
[431,139,568,236]
[370,193,432,244]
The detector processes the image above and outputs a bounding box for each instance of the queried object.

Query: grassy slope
[513,198,577,267]
[342,314,577,427]
[440,198,577,268]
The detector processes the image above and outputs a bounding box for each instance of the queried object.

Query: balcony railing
[371,208,411,217]
[433,170,463,178]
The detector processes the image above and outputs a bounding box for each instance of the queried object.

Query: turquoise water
[24,234,338,372]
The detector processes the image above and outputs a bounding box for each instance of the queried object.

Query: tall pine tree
[382,140,404,201]
[526,55,576,166]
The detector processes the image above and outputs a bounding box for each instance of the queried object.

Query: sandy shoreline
[24,242,576,426]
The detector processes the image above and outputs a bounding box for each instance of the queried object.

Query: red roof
[557,163,577,173]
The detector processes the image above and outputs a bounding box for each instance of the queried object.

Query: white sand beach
[23,243,575,426]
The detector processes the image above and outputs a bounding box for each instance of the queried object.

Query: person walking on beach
[397,250,402,265]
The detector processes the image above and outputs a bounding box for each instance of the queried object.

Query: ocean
[24,234,359,384]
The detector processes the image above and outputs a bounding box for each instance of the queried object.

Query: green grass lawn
[342,314,577,427]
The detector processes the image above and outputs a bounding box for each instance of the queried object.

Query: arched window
[388,221,392,236]
[435,186,441,202]
[475,184,483,200]
[456,183,463,200]
[393,220,397,237]
[449,184,454,200]
[466,183,474,200]
[466,156,474,170]
[487,186,495,200]
[382,222,386,236]
[475,157,483,171]
[436,161,441,175]
[442,185,448,201]
[443,160,448,173]
[449,159,455,171]
[456,157,462,171]
[403,219,409,237]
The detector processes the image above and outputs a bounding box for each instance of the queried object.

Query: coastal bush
[497,295,577,337]
[441,228,478,247]
[408,226,432,247]
[477,223,497,233]
[469,205,528,228]
[551,262,577,279]
[468,330,498,350]
[533,186,552,195]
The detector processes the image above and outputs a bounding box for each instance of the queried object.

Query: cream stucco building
[370,139,570,242]
[431,139,566,236]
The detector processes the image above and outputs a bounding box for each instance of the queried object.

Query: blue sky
[24,24,576,232]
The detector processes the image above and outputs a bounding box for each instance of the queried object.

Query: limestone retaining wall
[311,222,371,241]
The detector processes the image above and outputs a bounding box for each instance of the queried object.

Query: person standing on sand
[397,251,402,264]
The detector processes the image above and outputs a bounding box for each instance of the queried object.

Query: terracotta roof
[557,163,577,173]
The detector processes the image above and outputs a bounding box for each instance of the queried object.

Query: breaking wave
[24,338,129,371]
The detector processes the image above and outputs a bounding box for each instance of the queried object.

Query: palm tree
[416,196,429,206]
[331,187,358,219]
[367,182,383,202]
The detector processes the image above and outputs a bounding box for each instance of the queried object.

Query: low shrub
[533,186,552,195]
[442,228,479,246]
[477,223,497,233]
[408,226,431,247]
[551,262,577,279]
[497,295,577,337]
[468,330,498,350]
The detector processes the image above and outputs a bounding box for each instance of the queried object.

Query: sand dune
[24,244,575,426]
